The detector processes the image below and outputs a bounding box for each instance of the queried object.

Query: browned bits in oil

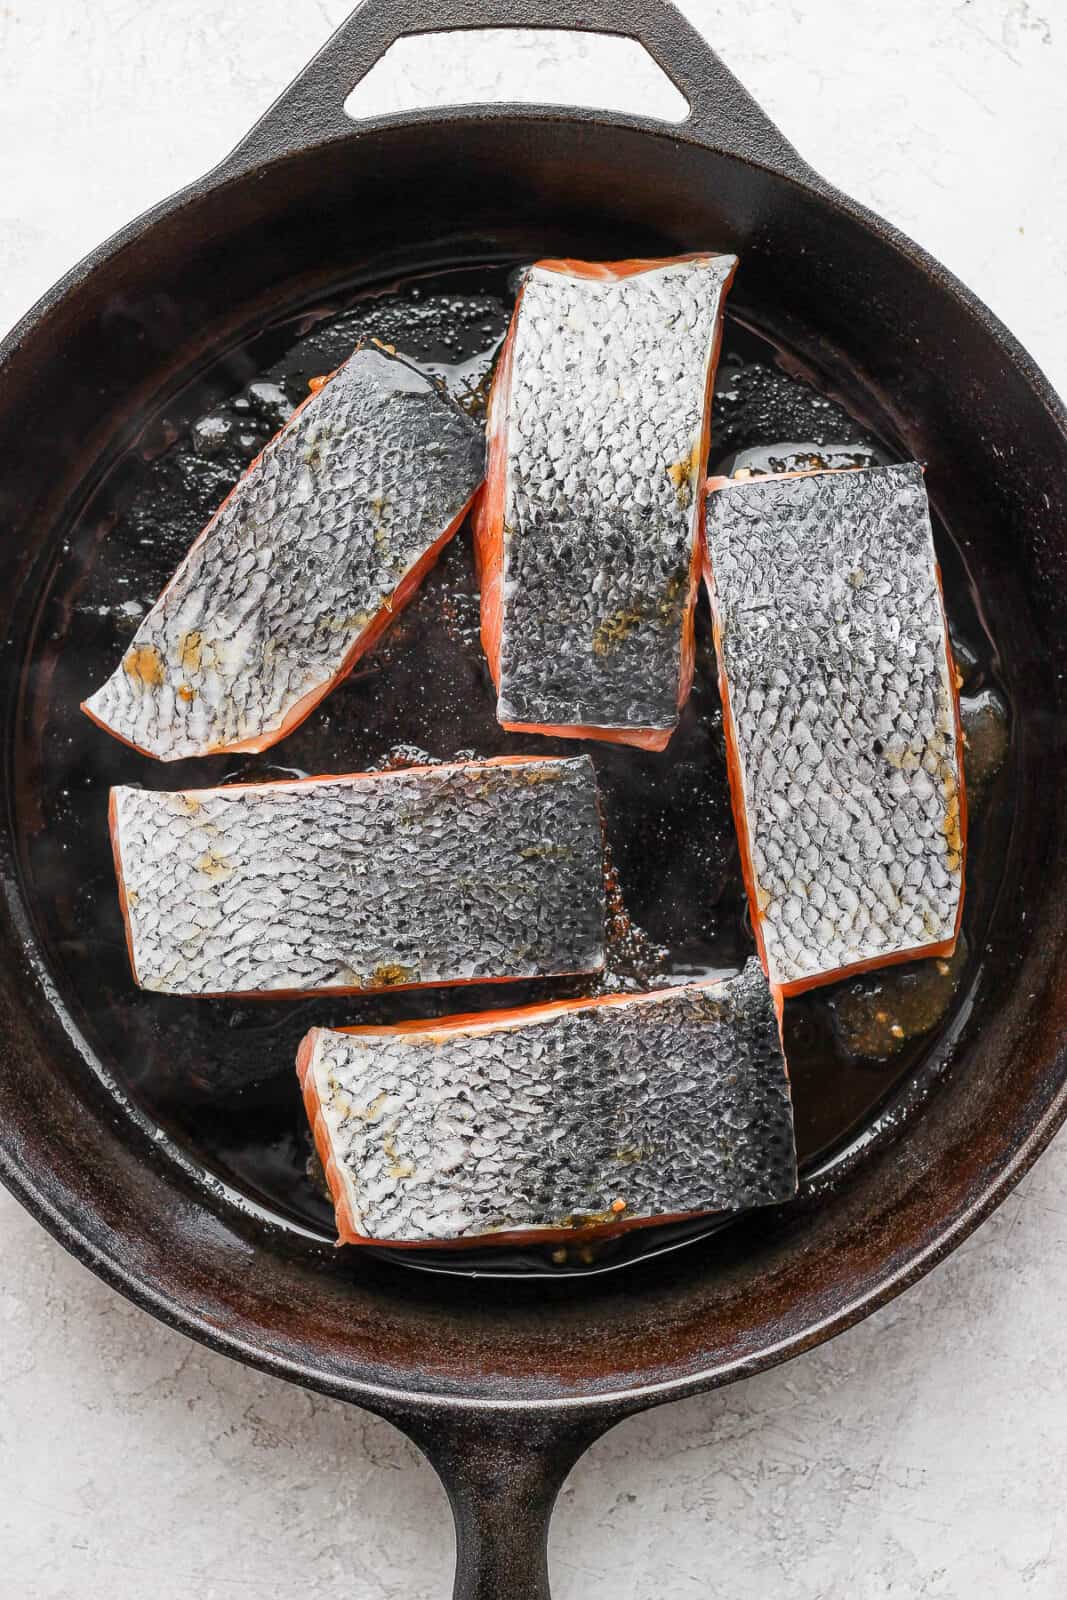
[368,744,444,773]
[603,850,634,947]
[828,935,968,1060]
[554,1204,633,1230]
[455,363,495,420]
[595,844,670,992]
[725,448,868,481]
[306,1150,332,1202]
[960,689,1009,814]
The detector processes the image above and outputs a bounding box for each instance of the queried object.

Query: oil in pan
[14,265,1012,1279]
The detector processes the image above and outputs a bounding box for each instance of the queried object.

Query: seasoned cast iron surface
[15,265,1012,1278]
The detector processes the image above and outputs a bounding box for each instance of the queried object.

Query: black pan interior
[14,261,1010,1279]
[0,121,1062,1399]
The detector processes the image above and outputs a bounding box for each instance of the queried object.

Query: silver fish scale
[498,256,736,730]
[111,757,605,995]
[85,348,485,760]
[305,959,795,1242]
[705,464,964,990]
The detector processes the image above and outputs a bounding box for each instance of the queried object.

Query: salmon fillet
[109,755,605,997]
[475,254,737,751]
[704,463,966,996]
[297,959,795,1248]
[83,346,485,760]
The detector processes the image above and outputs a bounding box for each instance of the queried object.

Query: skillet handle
[397,1408,609,1600]
[219,0,814,184]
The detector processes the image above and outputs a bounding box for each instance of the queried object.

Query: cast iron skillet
[1,2,1066,1594]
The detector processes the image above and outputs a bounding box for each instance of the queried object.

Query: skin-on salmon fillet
[475,254,737,751]
[109,755,605,997]
[83,346,485,761]
[297,959,796,1248]
[704,462,966,997]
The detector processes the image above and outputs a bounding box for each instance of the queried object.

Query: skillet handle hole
[342,29,690,125]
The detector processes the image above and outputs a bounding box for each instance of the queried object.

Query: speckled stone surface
[1,3,1065,1597]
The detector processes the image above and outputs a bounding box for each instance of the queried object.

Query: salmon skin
[475,254,737,751]
[704,463,966,997]
[83,346,485,761]
[109,755,605,997]
[297,959,795,1248]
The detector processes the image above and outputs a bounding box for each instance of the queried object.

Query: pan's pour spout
[397,1410,609,1600]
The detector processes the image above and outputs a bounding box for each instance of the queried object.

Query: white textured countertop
[1,3,1065,1596]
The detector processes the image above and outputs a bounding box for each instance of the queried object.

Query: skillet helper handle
[399,1409,608,1600]
[220,0,814,183]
